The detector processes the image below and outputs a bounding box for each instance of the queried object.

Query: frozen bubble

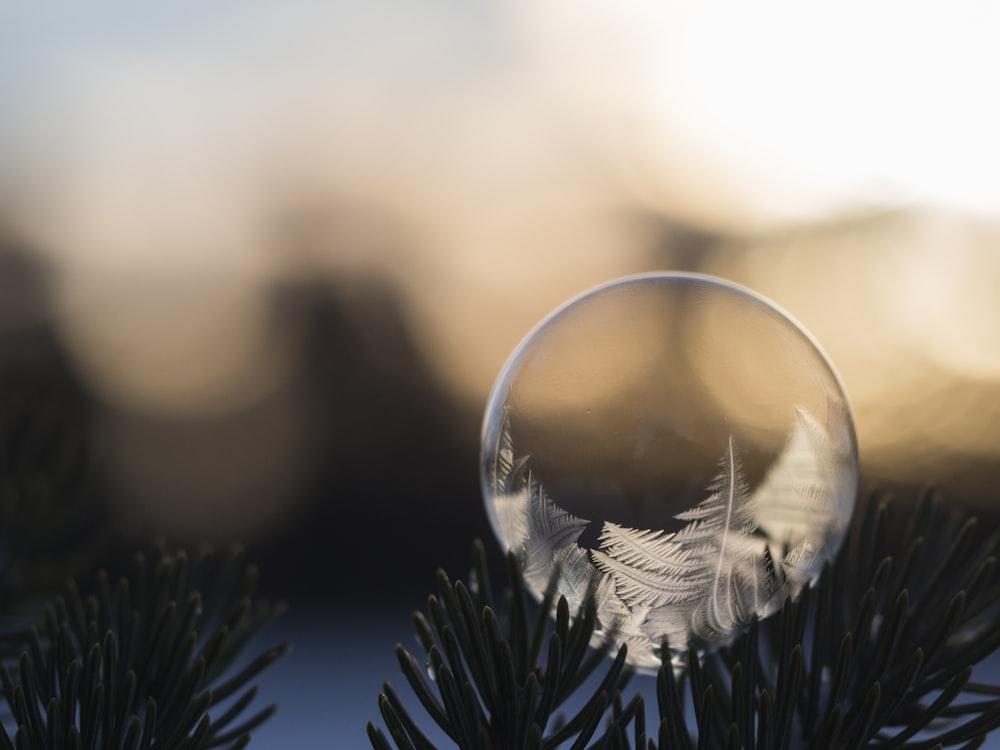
[480,273,858,672]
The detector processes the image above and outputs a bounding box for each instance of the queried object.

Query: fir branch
[371,489,1000,749]
[369,542,632,750]
[0,545,288,749]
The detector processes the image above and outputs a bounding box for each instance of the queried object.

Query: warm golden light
[2,2,1000,536]
[641,3,1000,214]
[55,272,291,417]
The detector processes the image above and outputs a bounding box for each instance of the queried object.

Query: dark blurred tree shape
[0,236,285,748]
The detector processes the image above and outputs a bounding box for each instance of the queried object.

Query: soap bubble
[480,273,858,672]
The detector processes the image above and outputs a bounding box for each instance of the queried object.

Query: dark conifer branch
[371,490,1000,749]
[0,545,287,750]
[371,540,631,750]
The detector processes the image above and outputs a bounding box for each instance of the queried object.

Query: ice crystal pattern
[489,409,853,672]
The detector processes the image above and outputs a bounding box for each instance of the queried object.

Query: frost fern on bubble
[752,405,856,585]
[489,408,850,669]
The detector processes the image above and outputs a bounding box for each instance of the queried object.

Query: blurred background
[2,1,1000,746]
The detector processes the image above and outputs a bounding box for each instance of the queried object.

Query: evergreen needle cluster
[0,381,287,750]
[369,490,1000,749]
[0,545,288,750]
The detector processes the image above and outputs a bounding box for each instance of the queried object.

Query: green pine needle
[0,544,288,750]
[370,489,1000,749]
